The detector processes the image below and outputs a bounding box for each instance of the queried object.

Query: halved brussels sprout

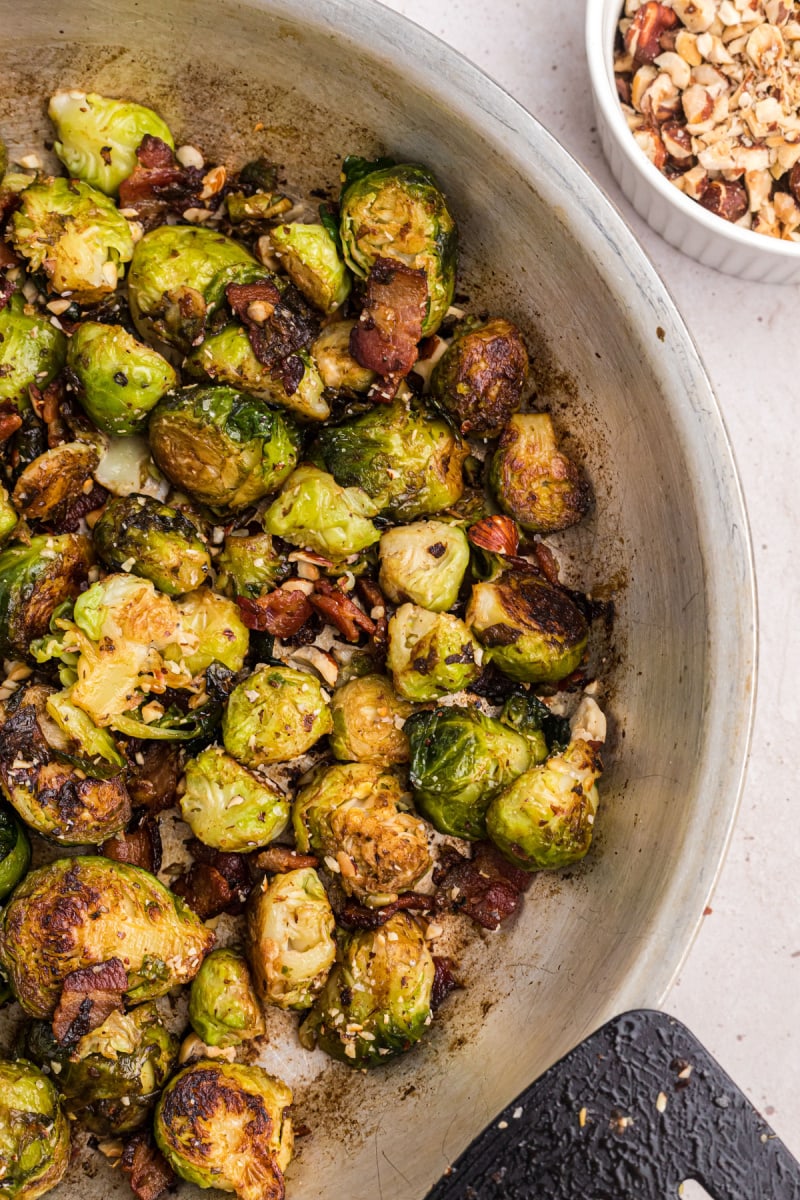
[216,531,288,600]
[155,1061,293,1199]
[45,687,127,768]
[180,745,289,852]
[185,326,330,421]
[293,761,431,903]
[19,1002,179,1137]
[49,90,174,195]
[246,867,336,1011]
[68,321,178,436]
[225,190,293,224]
[270,222,351,314]
[128,224,260,351]
[429,317,529,437]
[486,736,603,872]
[93,433,169,500]
[0,487,17,546]
[0,534,93,659]
[379,520,469,612]
[222,665,332,767]
[339,159,457,335]
[386,603,482,702]
[310,320,376,393]
[9,177,134,302]
[93,494,211,595]
[489,412,591,533]
[0,855,214,1018]
[0,1059,69,1199]
[11,441,100,524]
[0,293,67,412]
[169,586,249,674]
[330,674,412,764]
[0,804,30,900]
[263,464,380,558]
[299,912,435,1067]
[188,948,265,1047]
[465,571,588,684]
[313,395,468,522]
[405,705,531,839]
[149,385,300,511]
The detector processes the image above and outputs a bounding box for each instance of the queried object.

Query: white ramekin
[586,0,800,283]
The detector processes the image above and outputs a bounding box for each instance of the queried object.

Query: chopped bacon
[309,580,376,643]
[237,588,312,637]
[337,892,436,930]
[136,135,176,171]
[350,256,427,377]
[432,956,458,1009]
[121,1133,175,1200]
[118,135,205,229]
[28,379,67,448]
[171,863,235,920]
[125,741,181,814]
[102,815,162,875]
[0,274,15,310]
[226,278,319,395]
[59,482,109,533]
[184,839,253,912]
[52,957,128,1047]
[0,406,22,445]
[254,846,319,874]
[434,842,530,931]
[226,279,281,323]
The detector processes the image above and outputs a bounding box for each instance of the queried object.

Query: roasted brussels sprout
[489,412,591,533]
[93,433,169,500]
[465,571,588,684]
[49,90,174,195]
[19,1002,179,1136]
[216,531,288,599]
[246,867,336,1010]
[270,222,351,314]
[406,705,531,839]
[180,745,289,852]
[155,1061,293,1199]
[263,464,380,558]
[0,293,67,412]
[0,1059,69,1199]
[225,190,293,224]
[128,224,260,351]
[386,603,482,702]
[379,519,469,612]
[299,912,435,1067]
[44,687,126,768]
[293,761,431,903]
[93,494,211,595]
[68,321,178,436]
[429,317,529,436]
[188,948,265,1047]
[499,693,550,764]
[185,326,329,421]
[9,177,134,303]
[222,665,332,767]
[339,159,457,335]
[310,319,376,393]
[0,488,18,547]
[0,856,214,1018]
[313,395,468,521]
[167,587,249,675]
[0,804,30,900]
[11,441,101,524]
[330,674,412,764]
[149,385,300,511]
[0,534,93,659]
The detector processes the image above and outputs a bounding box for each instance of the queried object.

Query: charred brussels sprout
[0,294,67,412]
[0,534,93,659]
[489,412,591,533]
[128,224,260,351]
[11,441,100,525]
[19,1003,179,1137]
[149,385,300,511]
[9,177,134,303]
[155,1061,293,1199]
[330,674,412,764]
[465,571,588,684]
[0,856,214,1018]
[379,520,469,612]
[222,665,332,767]
[216,531,288,599]
[68,322,178,436]
[180,745,289,852]
[49,90,174,195]
[386,603,482,702]
[270,222,351,314]
[406,705,531,840]
[93,494,210,595]
[339,159,457,335]
[313,395,468,521]
[293,762,431,903]
[429,317,529,437]
[310,320,376,393]
[0,805,30,900]
[246,868,336,1011]
[300,913,435,1067]
[0,1059,69,1199]
[188,948,265,1047]
[263,464,380,558]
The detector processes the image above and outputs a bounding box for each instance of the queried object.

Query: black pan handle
[424,1009,800,1200]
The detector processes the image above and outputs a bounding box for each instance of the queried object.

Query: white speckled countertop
[382,0,799,1161]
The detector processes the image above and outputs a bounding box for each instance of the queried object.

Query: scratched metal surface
[0,2,755,1199]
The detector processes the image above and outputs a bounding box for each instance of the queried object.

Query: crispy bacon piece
[171,863,235,920]
[309,580,376,643]
[187,839,253,910]
[59,482,109,533]
[102,814,162,875]
[118,135,206,229]
[226,278,319,396]
[125,741,181,814]
[432,956,458,1009]
[350,256,427,377]
[254,846,319,874]
[237,588,313,637]
[355,577,389,655]
[434,842,530,931]
[52,957,128,1047]
[0,274,15,310]
[0,406,22,445]
[226,278,281,323]
[28,379,67,448]
[337,892,436,930]
[121,1133,175,1200]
